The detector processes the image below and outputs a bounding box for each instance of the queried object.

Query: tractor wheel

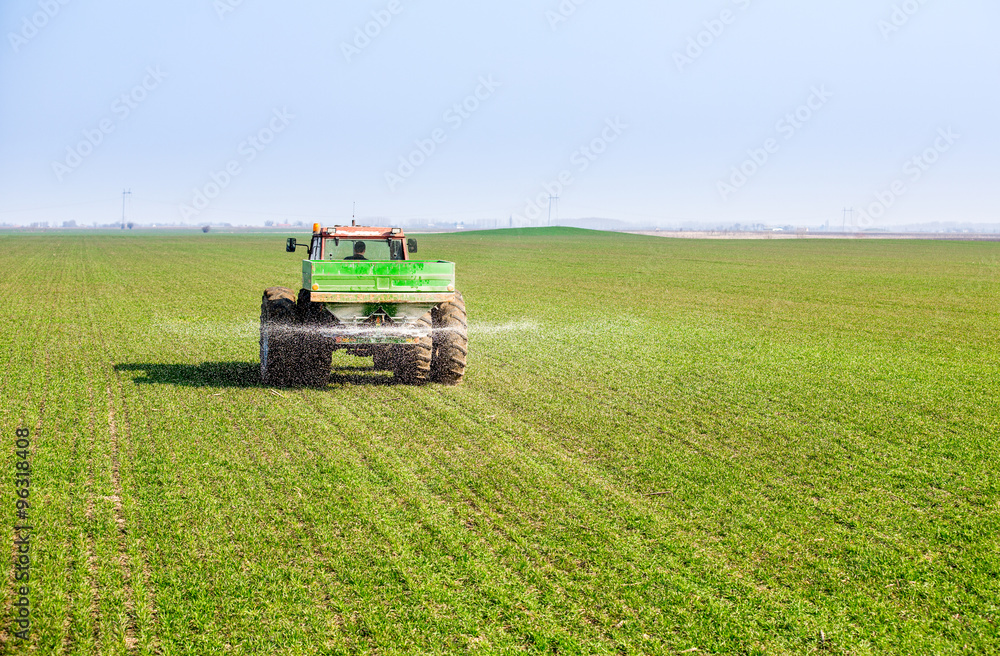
[297,339,332,387]
[372,348,392,371]
[260,287,298,386]
[431,292,468,385]
[296,289,334,387]
[392,311,433,384]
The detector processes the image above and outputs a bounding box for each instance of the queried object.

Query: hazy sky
[2,0,997,228]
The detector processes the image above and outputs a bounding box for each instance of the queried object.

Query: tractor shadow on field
[114,362,401,389]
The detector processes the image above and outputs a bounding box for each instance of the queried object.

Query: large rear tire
[431,292,468,385]
[392,311,433,384]
[372,348,392,371]
[296,289,334,387]
[260,287,298,386]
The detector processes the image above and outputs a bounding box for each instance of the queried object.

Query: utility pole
[547,195,559,226]
[121,188,132,229]
[842,207,853,233]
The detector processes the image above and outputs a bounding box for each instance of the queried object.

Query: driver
[344,241,368,261]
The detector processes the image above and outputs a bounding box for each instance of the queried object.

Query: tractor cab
[287,223,417,261]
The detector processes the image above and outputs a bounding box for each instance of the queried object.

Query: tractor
[260,222,467,386]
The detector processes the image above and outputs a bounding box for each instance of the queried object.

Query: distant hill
[552,217,638,231]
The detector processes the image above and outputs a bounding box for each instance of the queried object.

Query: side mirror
[286,238,297,253]
[407,238,418,254]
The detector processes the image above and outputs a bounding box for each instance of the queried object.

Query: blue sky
[1,0,997,228]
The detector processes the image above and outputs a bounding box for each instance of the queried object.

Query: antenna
[352,201,356,227]
[547,195,559,226]
[121,188,132,229]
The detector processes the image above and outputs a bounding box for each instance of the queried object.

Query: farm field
[0,228,998,655]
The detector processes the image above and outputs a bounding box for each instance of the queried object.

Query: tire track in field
[64,240,111,655]
[60,403,81,656]
[269,367,722,648]
[83,363,103,655]
[57,320,88,655]
[54,236,87,656]
[232,386,413,645]
[369,389,594,584]
[79,237,154,654]
[147,382,355,647]
[111,373,161,655]
[106,386,139,654]
[218,390,356,644]
[284,388,533,629]
[72,244,107,655]
[287,387,624,646]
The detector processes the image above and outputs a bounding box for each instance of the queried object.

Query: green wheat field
[1,228,997,655]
